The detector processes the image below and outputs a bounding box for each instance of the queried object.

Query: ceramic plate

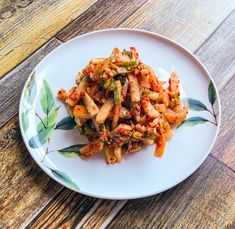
[19,29,221,199]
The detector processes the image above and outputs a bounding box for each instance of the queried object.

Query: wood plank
[57,0,235,46]
[76,200,127,229]
[120,0,235,52]
[211,77,235,170]
[0,116,62,228]
[195,10,235,90]
[0,0,97,77]
[56,0,148,41]
[25,189,97,229]
[107,157,235,228]
[0,38,62,128]
[27,197,126,229]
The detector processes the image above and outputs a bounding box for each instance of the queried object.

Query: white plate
[19,29,221,199]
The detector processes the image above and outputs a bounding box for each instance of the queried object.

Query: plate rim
[19,28,221,199]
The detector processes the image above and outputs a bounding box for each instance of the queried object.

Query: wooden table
[1,0,234,228]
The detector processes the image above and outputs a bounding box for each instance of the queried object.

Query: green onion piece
[99,124,105,130]
[84,125,94,135]
[122,61,136,68]
[114,83,120,105]
[122,49,131,57]
[141,89,150,96]
[104,78,112,89]
[115,74,126,84]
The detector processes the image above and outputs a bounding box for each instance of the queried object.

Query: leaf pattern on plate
[40,79,54,114]
[20,71,219,193]
[58,144,86,158]
[178,81,218,128]
[37,106,60,133]
[24,71,37,105]
[26,78,58,148]
[55,116,76,130]
[182,98,207,111]
[208,80,216,106]
[22,75,81,188]
[28,124,55,148]
[51,168,79,190]
[177,117,208,128]
[21,110,30,132]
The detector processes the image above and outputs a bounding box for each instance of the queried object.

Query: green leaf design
[208,81,216,106]
[37,107,60,133]
[51,169,79,190]
[58,144,85,158]
[177,117,208,128]
[28,124,55,148]
[25,71,37,104]
[24,85,29,99]
[40,79,54,114]
[183,98,207,111]
[55,116,76,130]
[21,110,30,132]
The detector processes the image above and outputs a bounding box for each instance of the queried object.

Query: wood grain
[0,0,97,77]
[0,116,62,228]
[25,189,97,229]
[195,10,235,91]
[56,0,147,41]
[120,0,235,52]
[107,157,235,229]
[27,196,126,229]
[0,38,62,128]
[76,200,127,229]
[211,77,235,170]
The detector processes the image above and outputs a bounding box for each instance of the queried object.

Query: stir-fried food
[57,47,188,164]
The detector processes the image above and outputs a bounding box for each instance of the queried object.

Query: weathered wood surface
[0,38,62,128]
[211,77,235,171]
[0,0,97,77]
[120,0,235,52]
[27,197,126,229]
[56,0,235,51]
[0,0,235,228]
[57,0,148,41]
[195,10,235,91]
[0,116,62,228]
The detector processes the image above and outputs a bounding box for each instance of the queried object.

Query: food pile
[57,47,188,163]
